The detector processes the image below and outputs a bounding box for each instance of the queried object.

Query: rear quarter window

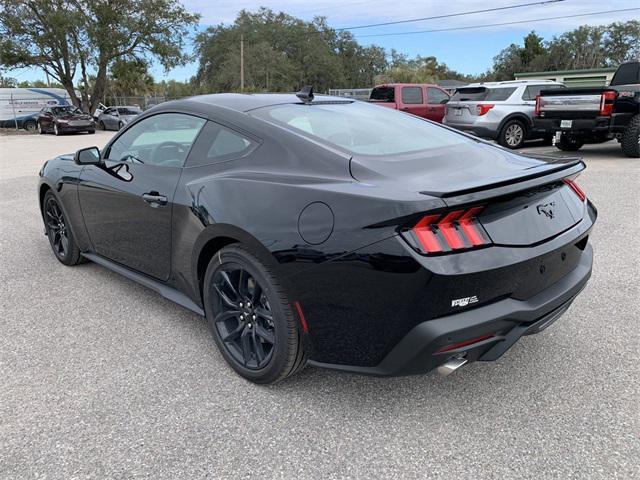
[186,121,257,167]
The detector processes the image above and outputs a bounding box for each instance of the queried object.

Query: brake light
[476,104,494,116]
[599,90,616,116]
[563,178,586,202]
[534,95,541,116]
[409,206,491,254]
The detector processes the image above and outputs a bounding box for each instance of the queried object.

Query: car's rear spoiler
[421,158,584,207]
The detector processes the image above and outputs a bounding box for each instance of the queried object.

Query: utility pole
[240,33,244,92]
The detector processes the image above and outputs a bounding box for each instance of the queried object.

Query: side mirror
[441,98,450,104]
[74,146,101,165]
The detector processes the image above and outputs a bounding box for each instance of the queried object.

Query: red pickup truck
[369,83,451,122]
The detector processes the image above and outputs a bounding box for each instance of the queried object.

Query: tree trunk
[60,77,82,108]
[89,62,109,115]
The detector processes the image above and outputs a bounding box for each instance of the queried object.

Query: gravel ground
[1,132,639,479]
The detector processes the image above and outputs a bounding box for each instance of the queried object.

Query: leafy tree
[0,75,17,87]
[376,55,475,84]
[490,21,640,80]
[108,58,155,97]
[194,8,387,92]
[0,0,199,113]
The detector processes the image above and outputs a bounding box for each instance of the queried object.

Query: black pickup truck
[533,61,640,157]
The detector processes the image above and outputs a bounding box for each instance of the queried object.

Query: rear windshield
[118,107,142,115]
[250,101,470,156]
[369,86,395,102]
[451,87,517,102]
[611,62,639,86]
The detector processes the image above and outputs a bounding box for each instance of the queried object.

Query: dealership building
[514,67,618,87]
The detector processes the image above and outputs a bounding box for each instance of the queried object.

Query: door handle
[401,107,410,110]
[142,192,167,206]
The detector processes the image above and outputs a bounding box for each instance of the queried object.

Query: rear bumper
[534,113,632,135]
[309,243,592,376]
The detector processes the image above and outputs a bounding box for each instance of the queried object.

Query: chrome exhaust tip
[437,357,468,377]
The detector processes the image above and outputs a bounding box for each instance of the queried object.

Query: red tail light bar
[534,95,541,116]
[408,206,491,254]
[563,178,586,202]
[599,90,616,116]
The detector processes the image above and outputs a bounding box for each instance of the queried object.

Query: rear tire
[498,119,527,149]
[87,129,95,134]
[203,244,307,384]
[42,191,85,266]
[38,122,45,134]
[99,121,106,130]
[556,134,584,152]
[118,121,124,130]
[23,120,37,132]
[621,114,640,158]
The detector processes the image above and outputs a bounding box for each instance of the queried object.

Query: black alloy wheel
[44,196,69,259]
[203,245,307,383]
[43,191,84,266]
[212,266,276,369]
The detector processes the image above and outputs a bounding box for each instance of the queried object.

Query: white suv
[443,80,565,149]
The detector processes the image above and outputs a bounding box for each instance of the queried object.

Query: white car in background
[443,80,565,149]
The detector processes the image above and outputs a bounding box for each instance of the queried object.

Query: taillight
[476,104,494,116]
[408,206,491,254]
[534,95,541,116]
[563,178,586,202]
[599,90,616,116]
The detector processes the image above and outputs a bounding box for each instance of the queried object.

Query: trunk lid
[350,142,586,246]
[444,102,476,124]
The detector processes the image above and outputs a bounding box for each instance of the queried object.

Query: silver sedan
[97,106,142,131]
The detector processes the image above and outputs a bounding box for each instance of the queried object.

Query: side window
[186,121,256,167]
[427,88,450,104]
[401,86,424,105]
[106,113,206,168]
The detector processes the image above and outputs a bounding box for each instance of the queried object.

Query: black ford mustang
[38,90,596,383]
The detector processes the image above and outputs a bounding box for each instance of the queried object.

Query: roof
[373,83,440,88]
[183,93,350,113]
[514,67,618,77]
[436,80,468,88]
[463,79,561,88]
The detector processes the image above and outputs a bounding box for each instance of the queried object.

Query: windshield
[451,87,516,102]
[52,106,82,115]
[251,101,471,156]
[118,107,142,115]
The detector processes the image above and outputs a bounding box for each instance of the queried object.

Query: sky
[7,0,640,84]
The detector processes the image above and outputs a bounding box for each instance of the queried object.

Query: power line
[335,0,566,31]
[354,8,640,38]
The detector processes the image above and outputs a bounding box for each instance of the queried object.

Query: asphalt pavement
[1,132,639,479]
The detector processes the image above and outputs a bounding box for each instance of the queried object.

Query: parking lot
[1,131,639,478]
